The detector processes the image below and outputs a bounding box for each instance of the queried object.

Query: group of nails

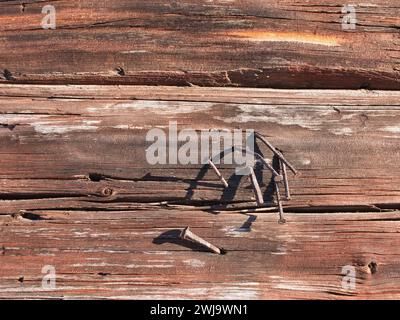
[179,132,297,255]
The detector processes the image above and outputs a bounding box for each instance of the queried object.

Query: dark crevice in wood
[15,210,48,221]
[88,173,106,182]
[281,205,397,214]
[0,123,18,130]
[1,67,399,89]
[2,69,14,81]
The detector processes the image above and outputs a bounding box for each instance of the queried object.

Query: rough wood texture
[0,0,399,89]
[1,209,400,299]
[0,85,399,213]
[1,85,399,299]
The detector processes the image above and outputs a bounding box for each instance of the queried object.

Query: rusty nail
[280,160,291,200]
[256,156,281,178]
[208,159,229,188]
[254,132,297,175]
[249,166,264,205]
[235,147,281,178]
[275,181,286,224]
[180,226,221,254]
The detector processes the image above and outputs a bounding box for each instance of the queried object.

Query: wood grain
[0,0,399,89]
[1,0,399,301]
[1,209,400,299]
[0,85,399,214]
[0,85,399,299]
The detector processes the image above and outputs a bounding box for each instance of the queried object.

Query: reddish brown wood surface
[0,85,399,213]
[1,0,399,301]
[0,85,399,299]
[0,0,399,89]
[1,209,400,299]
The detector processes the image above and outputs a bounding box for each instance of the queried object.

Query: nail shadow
[139,172,222,189]
[253,141,277,204]
[240,214,257,230]
[213,174,244,209]
[185,163,210,201]
[142,140,282,211]
[207,141,281,211]
[213,145,259,209]
[188,147,241,211]
[262,153,282,204]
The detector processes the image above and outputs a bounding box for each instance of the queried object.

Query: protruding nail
[208,159,229,188]
[280,160,291,200]
[275,181,286,224]
[256,156,280,178]
[254,132,297,175]
[235,147,280,177]
[249,167,264,205]
[180,226,221,254]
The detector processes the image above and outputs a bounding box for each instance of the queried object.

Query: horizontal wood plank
[1,209,400,299]
[0,85,399,213]
[0,0,399,89]
[0,85,399,299]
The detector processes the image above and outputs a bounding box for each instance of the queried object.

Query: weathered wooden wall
[0,85,399,299]
[0,0,399,300]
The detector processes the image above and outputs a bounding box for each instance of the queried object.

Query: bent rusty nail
[249,166,264,205]
[274,180,286,224]
[254,132,297,175]
[180,226,221,254]
[255,156,281,178]
[280,160,291,200]
[208,159,229,188]
[235,147,281,178]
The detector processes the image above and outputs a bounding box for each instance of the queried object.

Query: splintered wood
[0,85,399,299]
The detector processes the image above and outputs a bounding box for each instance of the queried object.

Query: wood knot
[101,187,113,197]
